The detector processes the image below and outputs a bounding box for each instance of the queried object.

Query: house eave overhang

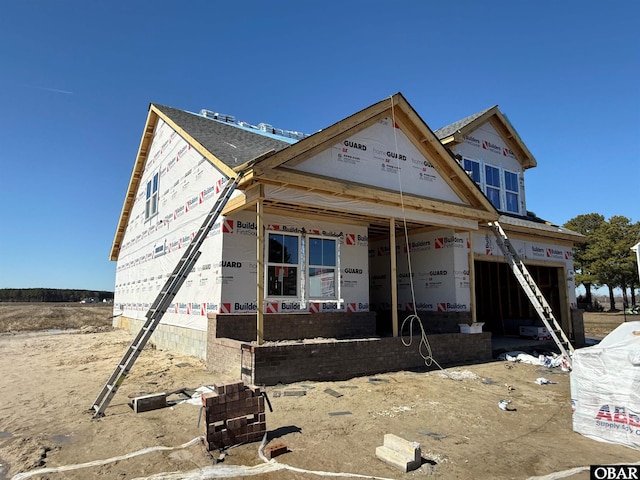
[247,92,498,223]
[109,104,241,261]
[440,107,538,170]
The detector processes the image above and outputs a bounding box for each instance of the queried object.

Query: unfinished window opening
[267,233,299,297]
[504,170,519,214]
[485,165,501,209]
[145,172,159,221]
[308,237,337,298]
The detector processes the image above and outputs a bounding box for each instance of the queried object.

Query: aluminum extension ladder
[90,175,241,418]
[488,221,575,367]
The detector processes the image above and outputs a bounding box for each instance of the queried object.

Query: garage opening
[474,260,563,336]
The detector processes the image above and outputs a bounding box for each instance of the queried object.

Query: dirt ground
[0,304,638,480]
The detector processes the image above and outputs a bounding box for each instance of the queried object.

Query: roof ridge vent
[200,109,236,123]
[200,108,311,140]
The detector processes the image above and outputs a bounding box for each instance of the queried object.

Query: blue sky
[0,1,638,292]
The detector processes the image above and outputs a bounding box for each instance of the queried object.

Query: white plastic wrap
[570,321,640,449]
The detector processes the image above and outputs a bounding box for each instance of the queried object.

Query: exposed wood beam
[257,168,497,220]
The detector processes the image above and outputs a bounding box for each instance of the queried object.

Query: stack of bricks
[201,381,266,451]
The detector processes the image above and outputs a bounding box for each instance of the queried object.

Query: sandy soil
[0,305,638,480]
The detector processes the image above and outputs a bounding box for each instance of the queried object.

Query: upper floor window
[308,237,337,298]
[145,172,159,220]
[463,159,481,185]
[504,170,519,214]
[485,165,501,209]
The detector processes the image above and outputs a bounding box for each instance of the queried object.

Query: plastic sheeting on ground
[498,351,567,369]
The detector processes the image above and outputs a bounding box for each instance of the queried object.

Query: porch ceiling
[260,197,434,239]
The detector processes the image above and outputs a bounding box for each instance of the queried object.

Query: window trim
[306,235,338,300]
[265,231,301,299]
[145,172,160,221]
[484,164,502,210]
[504,169,520,214]
[263,230,343,305]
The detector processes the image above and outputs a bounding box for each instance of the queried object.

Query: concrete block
[132,393,167,413]
[376,434,421,472]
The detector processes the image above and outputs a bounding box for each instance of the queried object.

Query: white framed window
[307,236,337,298]
[485,165,501,209]
[267,232,300,297]
[145,172,159,220]
[504,170,519,214]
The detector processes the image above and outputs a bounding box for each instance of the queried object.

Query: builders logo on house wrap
[206,303,218,315]
[322,302,342,311]
[186,195,198,213]
[345,233,356,245]
[347,303,358,313]
[174,204,186,220]
[266,224,303,234]
[564,251,573,260]
[309,302,321,313]
[215,178,225,194]
[222,219,234,233]
[217,303,231,314]
[546,248,563,259]
[177,302,189,314]
[438,302,467,312]
[404,239,431,253]
[531,245,546,258]
[464,135,481,147]
[408,302,435,311]
[200,185,217,204]
[234,302,257,313]
[266,302,279,314]
[502,147,516,159]
[435,236,464,249]
[482,140,502,155]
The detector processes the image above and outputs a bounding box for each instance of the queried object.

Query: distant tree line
[0,288,114,303]
[564,214,640,311]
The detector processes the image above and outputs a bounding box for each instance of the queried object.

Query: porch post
[390,218,398,337]
[468,231,477,323]
[256,200,264,344]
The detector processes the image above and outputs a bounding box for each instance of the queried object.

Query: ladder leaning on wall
[488,221,575,368]
[89,174,242,418]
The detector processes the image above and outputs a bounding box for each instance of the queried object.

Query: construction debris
[201,381,266,451]
[131,393,167,413]
[265,443,289,459]
[375,433,421,472]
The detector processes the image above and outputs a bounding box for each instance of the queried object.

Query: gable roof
[111,93,502,260]
[435,106,537,170]
[110,104,292,260]
[153,104,291,169]
[250,93,497,218]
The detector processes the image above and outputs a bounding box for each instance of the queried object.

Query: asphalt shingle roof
[434,106,496,139]
[153,104,292,168]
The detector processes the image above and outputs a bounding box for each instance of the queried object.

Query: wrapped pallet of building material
[570,321,640,449]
